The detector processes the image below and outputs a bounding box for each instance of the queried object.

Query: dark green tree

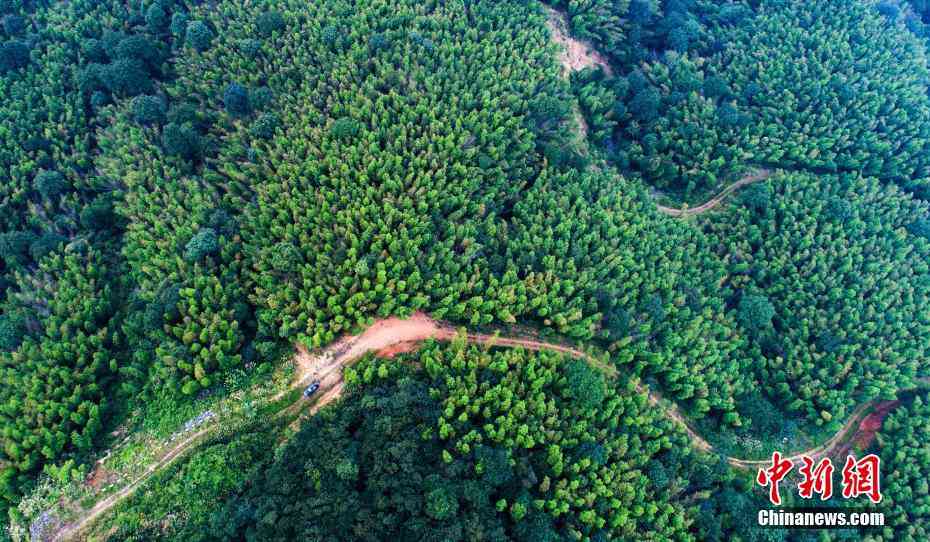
[0,39,29,72]
[184,228,219,261]
[145,5,168,33]
[256,11,285,37]
[186,21,213,52]
[223,83,250,116]
[162,122,201,161]
[34,171,68,200]
[104,58,153,97]
[737,294,775,333]
[131,95,166,126]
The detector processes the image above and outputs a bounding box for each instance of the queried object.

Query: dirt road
[50,425,214,542]
[56,312,918,540]
[657,169,772,217]
[261,314,927,472]
[540,6,764,221]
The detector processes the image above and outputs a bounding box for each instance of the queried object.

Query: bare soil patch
[545,6,612,77]
[850,400,900,452]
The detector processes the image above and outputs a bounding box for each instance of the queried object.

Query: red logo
[798,457,834,500]
[841,454,882,504]
[756,453,883,505]
[756,452,794,505]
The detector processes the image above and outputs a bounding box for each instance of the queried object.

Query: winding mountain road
[656,169,772,217]
[47,10,916,540]
[53,312,918,541]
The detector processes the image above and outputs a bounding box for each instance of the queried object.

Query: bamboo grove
[1,0,930,540]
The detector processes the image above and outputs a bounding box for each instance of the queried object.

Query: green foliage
[81,38,108,63]
[237,38,261,58]
[95,430,274,541]
[425,486,459,520]
[550,0,705,67]
[0,248,117,510]
[104,58,153,97]
[0,39,29,73]
[131,95,166,126]
[80,197,116,232]
[736,294,774,333]
[496,168,747,418]
[4,0,930,536]
[0,0,188,521]
[90,90,109,109]
[97,101,248,398]
[256,11,285,37]
[186,21,213,52]
[29,232,67,261]
[740,182,772,213]
[563,358,606,409]
[206,345,708,540]
[170,12,188,39]
[250,112,278,139]
[114,35,159,64]
[329,116,359,139]
[162,122,202,161]
[321,24,341,48]
[0,315,24,351]
[160,0,745,422]
[571,0,930,200]
[33,171,68,200]
[183,228,219,262]
[222,83,250,116]
[145,5,169,34]
[2,15,26,37]
[825,196,854,223]
[908,217,930,241]
[701,171,930,423]
[873,394,930,541]
[0,231,35,268]
[250,86,273,110]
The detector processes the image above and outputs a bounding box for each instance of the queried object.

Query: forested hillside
[94,346,765,542]
[2,0,930,540]
[1,0,190,518]
[102,0,749,423]
[700,171,930,425]
[567,0,930,200]
[872,392,930,541]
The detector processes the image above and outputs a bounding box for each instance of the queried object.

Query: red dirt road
[55,312,914,540]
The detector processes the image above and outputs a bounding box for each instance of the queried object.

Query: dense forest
[1,0,930,540]
[94,347,767,542]
[700,171,930,425]
[871,392,930,542]
[565,0,930,200]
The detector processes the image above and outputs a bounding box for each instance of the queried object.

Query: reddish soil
[86,465,115,491]
[851,400,900,452]
[56,313,923,540]
[375,340,422,358]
